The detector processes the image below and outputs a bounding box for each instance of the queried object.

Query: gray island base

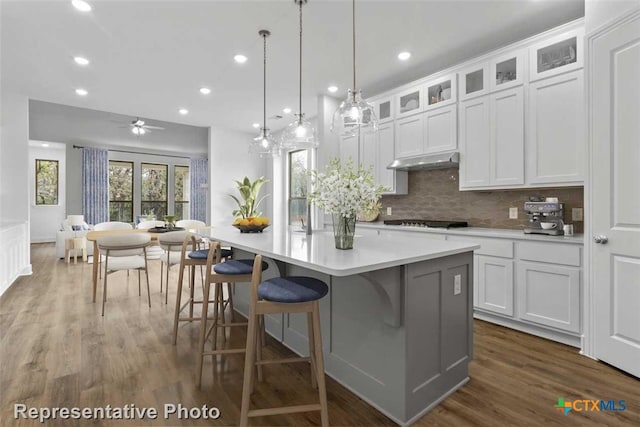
[200,226,478,426]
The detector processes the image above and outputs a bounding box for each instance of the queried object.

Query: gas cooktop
[383,219,468,228]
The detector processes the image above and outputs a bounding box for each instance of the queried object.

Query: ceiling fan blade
[144,125,165,130]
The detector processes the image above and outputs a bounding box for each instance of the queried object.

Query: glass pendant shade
[331,89,377,137]
[250,127,279,157]
[280,113,317,149]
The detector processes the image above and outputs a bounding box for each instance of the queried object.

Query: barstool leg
[144,258,151,308]
[196,280,211,388]
[239,312,259,427]
[101,267,108,316]
[211,283,220,351]
[219,283,227,344]
[312,301,329,427]
[256,315,264,382]
[307,311,317,389]
[189,265,196,320]
[173,262,186,345]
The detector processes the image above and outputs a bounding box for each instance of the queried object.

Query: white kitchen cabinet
[459,86,524,189]
[424,73,457,110]
[339,133,359,164]
[423,104,457,154]
[459,96,490,187]
[490,49,525,92]
[374,96,394,123]
[517,262,581,333]
[458,62,489,101]
[527,70,584,185]
[395,84,422,119]
[394,113,423,159]
[377,122,407,194]
[490,86,524,185]
[361,131,377,173]
[529,28,584,82]
[477,255,514,316]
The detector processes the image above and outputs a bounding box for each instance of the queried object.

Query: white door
[590,9,640,378]
[339,133,359,165]
[423,104,457,154]
[458,96,490,188]
[477,256,514,316]
[490,86,524,186]
[377,123,396,191]
[394,114,423,159]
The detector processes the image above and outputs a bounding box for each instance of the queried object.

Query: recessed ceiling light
[397,51,411,61]
[234,54,248,64]
[327,85,338,93]
[71,0,92,12]
[199,87,211,95]
[75,88,88,96]
[42,143,50,147]
[252,123,261,129]
[178,108,189,115]
[283,107,292,114]
[73,56,90,66]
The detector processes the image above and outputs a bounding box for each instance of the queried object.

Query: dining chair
[93,221,134,277]
[158,231,193,304]
[136,220,166,261]
[97,233,151,316]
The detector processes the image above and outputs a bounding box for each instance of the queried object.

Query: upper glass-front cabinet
[529,28,584,81]
[490,50,524,91]
[375,96,394,123]
[395,85,422,118]
[459,62,488,100]
[424,74,457,110]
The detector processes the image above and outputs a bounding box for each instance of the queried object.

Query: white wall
[585,0,639,32]
[29,141,66,242]
[209,127,269,226]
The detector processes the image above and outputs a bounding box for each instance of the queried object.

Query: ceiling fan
[120,117,165,136]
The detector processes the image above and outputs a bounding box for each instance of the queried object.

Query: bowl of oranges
[233,216,270,233]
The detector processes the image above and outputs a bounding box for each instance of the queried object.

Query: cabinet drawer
[518,242,581,266]
[447,236,513,258]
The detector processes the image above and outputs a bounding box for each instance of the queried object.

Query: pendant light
[280,0,317,149]
[331,0,377,137]
[249,30,280,157]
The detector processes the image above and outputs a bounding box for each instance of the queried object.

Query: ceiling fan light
[132,126,146,135]
[331,89,377,137]
[280,114,317,150]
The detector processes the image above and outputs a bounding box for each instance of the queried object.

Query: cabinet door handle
[593,235,608,244]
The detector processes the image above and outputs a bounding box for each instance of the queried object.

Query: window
[109,161,133,222]
[141,163,168,219]
[288,150,308,225]
[35,159,59,205]
[174,165,190,220]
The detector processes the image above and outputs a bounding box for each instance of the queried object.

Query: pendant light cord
[352,0,356,91]
[298,0,303,119]
[263,32,267,131]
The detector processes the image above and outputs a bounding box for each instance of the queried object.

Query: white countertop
[201,225,479,277]
[355,222,584,245]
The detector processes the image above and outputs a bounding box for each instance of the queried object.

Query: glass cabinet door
[424,74,457,110]
[395,85,422,118]
[529,28,584,82]
[459,63,488,100]
[376,97,393,123]
[490,50,524,91]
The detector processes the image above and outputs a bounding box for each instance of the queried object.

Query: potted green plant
[229,176,270,232]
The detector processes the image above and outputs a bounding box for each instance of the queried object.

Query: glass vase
[332,213,356,250]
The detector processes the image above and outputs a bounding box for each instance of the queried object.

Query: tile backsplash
[381,168,584,233]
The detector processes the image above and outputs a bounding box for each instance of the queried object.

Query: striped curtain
[82,147,109,225]
[190,158,208,222]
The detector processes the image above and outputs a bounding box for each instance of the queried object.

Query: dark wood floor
[0,243,638,426]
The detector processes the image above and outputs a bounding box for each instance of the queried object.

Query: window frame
[288,149,309,226]
[173,165,190,221]
[108,160,134,222]
[35,159,59,206]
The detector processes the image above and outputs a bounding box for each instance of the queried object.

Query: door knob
[593,235,608,244]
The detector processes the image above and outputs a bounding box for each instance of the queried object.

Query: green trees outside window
[174,165,190,221]
[141,163,168,219]
[109,161,133,222]
[35,159,59,205]
[289,150,308,225]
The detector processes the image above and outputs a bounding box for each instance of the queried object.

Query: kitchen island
[200,225,479,426]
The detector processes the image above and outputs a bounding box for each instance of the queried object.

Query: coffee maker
[524,199,565,236]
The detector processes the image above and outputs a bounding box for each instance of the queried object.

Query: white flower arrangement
[309,158,387,218]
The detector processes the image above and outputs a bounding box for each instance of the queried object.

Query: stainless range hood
[387,152,459,171]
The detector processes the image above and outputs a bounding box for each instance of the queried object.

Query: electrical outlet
[572,208,583,221]
[386,207,392,216]
[454,274,462,295]
[509,207,518,219]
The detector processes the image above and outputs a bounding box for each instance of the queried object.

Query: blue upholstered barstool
[239,255,329,427]
[195,242,268,388]
[172,235,232,345]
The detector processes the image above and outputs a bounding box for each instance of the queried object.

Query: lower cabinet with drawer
[447,235,583,347]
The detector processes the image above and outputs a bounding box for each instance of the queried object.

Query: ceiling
[2,0,584,136]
